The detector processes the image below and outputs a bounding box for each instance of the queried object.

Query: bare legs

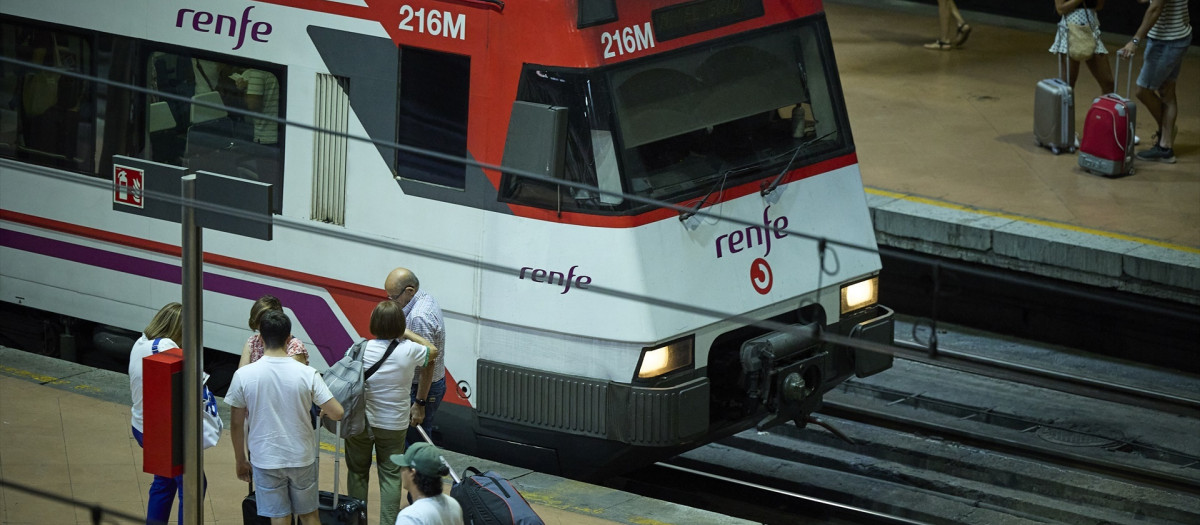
[1065,54,1115,94]
[1137,81,1178,149]
[927,1,969,49]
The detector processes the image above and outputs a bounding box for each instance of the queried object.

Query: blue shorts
[252,462,319,518]
[1137,34,1192,90]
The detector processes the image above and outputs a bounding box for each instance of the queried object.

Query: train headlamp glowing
[636,337,694,379]
[840,277,879,315]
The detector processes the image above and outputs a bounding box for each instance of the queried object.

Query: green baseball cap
[392,442,449,477]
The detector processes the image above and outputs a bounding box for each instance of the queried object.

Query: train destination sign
[652,0,764,42]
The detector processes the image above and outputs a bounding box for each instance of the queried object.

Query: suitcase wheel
[1051,146,1061,155]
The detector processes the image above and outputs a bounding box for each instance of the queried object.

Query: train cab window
[396,47,469,189]
[501,19,849,214]
[502,68,623,211]
[144,51,285,213]
[607,21,847,205]
[0,22,94,172]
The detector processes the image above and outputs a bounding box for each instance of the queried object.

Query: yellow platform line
[866,188,1200,255]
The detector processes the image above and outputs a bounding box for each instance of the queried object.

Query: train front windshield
[506,18,850,212]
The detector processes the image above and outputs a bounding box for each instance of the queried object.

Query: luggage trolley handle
[415,425,461,484]
[1114,52,1134,99]
[316,417,344,509]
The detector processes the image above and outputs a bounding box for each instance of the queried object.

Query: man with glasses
[385,267,447,449]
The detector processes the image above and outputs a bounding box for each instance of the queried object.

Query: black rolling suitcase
[414,426,545,525]
[243,420,367,524]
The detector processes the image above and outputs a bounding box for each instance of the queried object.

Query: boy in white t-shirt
[226,310,344,525]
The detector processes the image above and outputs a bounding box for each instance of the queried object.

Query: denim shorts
[1137,34,1192,90]
[252,462,319,518]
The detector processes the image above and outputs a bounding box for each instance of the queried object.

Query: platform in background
[827,0,1200,303]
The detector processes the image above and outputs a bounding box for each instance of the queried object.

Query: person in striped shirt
[1119,0,1191,163]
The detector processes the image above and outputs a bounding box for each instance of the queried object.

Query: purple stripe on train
[0,228,353,364]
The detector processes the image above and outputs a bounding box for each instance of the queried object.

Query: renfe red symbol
[750,258,773,295]
[114,165,144,208]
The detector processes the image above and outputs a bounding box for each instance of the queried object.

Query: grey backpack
[320,339,398,437]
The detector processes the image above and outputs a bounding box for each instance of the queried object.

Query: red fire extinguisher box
[143,348,184,477]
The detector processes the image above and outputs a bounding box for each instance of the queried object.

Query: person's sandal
[924,40,953,50]
[953,24,973,47]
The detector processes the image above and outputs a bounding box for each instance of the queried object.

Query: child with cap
[393,443,463,525]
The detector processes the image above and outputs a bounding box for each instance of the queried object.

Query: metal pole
[181,174,203,525]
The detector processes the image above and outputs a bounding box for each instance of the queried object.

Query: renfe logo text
[519,265,592,294]
[715,206,789,259]
[177,7,272,50]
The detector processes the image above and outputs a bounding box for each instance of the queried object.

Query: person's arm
[287,336,309,365]
[410,345,440,426]
[403,329,432,349]
[237,340,252,368]
[231,406,251,482]
[318,396,344,421]
[1120,0,1165,58]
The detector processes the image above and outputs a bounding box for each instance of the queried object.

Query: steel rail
[893,339,1200,416]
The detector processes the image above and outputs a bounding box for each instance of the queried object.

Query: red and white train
[0,0,892,478]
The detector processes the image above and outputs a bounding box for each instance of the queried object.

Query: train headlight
[636,336,694,379]
[840,276,879,315]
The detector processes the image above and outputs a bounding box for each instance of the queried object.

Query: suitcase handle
[316,417,343,509]
[1114,52,1134,99]
[416,425,462,484]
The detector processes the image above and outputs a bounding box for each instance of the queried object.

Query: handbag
[201,374,224,449]
[1067,11,1096,62]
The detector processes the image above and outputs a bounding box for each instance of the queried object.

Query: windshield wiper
[760,130,837,197]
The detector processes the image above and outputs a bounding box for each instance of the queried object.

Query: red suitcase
[1079,55,1137,177]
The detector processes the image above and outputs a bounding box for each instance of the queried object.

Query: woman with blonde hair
[128,302,196,524]
[238,294,308,367]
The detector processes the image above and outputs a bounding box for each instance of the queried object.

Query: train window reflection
[0,23,94,172]
[144,51,284,213]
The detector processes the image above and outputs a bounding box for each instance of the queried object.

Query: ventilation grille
[312,73,348,225]
[477,361,607,438]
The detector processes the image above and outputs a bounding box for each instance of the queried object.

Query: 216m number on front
[602,23,655,58]
[399,5,465,40]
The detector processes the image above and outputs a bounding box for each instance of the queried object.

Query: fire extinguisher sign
[113,164,144,208]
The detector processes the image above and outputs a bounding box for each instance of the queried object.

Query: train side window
[396,46,469,189]
[0,22,93,173]
[143,51,285,213]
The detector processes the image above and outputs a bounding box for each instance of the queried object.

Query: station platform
[827,0,1200,304]
[0,347,753,525]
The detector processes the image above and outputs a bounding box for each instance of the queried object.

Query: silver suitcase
[1034,53,1075,155]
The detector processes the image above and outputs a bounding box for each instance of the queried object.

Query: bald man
[384,268,447,448]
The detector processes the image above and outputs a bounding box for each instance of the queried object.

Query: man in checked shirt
[385,267,448,449]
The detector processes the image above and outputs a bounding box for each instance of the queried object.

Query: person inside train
[345,300,439,525]
[238,294,308,367]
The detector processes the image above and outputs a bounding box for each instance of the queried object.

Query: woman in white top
[1050,0,1115,92]
[345,300,440,525]
[128,302,197,525]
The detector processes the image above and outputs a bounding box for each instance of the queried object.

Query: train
[0,0,893,479]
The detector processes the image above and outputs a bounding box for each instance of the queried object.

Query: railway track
[615,331,1200,524]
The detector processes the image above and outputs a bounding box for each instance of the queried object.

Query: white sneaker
[1073,134,1081,149]
[1134,135,1141,145]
